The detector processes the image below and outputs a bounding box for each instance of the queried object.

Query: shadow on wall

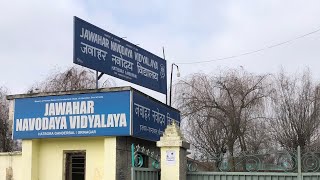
[6,167,13,180]
[0,152,22,180]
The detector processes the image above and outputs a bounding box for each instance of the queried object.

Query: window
[65,151,86,180]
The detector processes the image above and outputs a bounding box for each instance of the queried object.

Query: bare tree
[185,112,227,159]
[176,68,269,158]
[0,87,13,152]
[28,66,115,93]
[270,69,320,150]
[245,120,272,153]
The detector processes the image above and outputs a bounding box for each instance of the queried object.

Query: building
[0,86,180,180]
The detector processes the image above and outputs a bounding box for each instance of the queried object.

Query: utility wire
[176,26,320,65]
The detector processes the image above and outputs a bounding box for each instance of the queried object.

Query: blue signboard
[73,16,167,94]
[13,91,130,139]
[132,90,180,141]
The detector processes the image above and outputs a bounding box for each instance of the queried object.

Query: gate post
[297,146,302,180]
[157,121,190,180]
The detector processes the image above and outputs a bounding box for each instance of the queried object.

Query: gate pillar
[157,121,190,180]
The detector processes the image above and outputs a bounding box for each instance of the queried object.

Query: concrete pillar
[157,122,190,180]
[104,137,117,180]
[22,139,39,180]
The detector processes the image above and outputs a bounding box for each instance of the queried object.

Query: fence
[187,146,320,180]
[187,172,320,180]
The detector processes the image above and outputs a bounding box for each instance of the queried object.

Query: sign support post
[96,70,99,89]
[162,47,168,105]
[95,71,105,89]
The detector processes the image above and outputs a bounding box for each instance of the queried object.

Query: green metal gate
[131,167,160,180]
[131,144,160,180]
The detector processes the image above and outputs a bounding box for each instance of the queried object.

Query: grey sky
[1,0,320,102]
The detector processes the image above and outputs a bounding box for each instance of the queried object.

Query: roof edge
[6,86,132,100]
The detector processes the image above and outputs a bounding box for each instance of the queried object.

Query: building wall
[0,137,117,180]
[116,136,160,180]
[0,136,160,180]
[38,137,105,180]
[0,152,22,180]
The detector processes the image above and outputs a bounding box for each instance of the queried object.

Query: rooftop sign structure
[9,87,179,141]
[73,17,167,94]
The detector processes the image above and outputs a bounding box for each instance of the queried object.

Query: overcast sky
[1,0,320,102]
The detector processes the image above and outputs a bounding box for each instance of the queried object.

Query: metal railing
[131,144,160,169]
[187,146,320,180]
[131,144,160,180]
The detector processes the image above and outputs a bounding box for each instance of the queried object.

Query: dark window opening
[65,151,86,180]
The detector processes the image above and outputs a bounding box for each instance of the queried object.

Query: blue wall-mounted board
[131,90,180,141]
[13,91,130,139]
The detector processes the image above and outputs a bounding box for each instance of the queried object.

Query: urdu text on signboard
[73,16,167,94]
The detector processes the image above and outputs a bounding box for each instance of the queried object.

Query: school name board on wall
[12,89,180,141]
[13,91,131,139]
